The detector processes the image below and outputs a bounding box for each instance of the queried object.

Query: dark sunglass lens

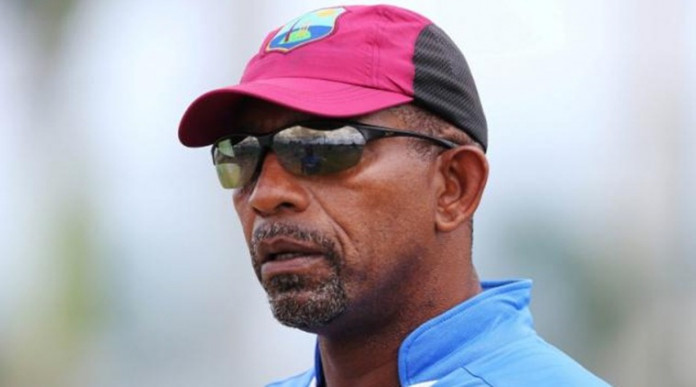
[213,137,261,188]
[274,125,366,176]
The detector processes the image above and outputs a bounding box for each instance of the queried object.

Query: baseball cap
[178,4,488,150]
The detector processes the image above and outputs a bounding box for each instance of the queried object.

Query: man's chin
[266,284,347,331]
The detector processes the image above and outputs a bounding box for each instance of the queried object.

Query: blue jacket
[268,279,610,386]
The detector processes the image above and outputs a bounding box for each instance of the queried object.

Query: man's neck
[315,277,482,386]
[318,326,402,387]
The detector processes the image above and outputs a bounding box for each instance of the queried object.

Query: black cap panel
[413,24,488,150]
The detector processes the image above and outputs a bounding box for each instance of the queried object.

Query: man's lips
[256,238,328,278]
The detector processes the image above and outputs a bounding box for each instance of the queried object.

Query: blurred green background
[1,0,694,386]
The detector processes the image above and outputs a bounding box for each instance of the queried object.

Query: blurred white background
[1,0,694,386]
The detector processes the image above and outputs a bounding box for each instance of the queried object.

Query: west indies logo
[266,7,347,52]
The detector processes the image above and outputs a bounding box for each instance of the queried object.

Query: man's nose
[247,152,310,216]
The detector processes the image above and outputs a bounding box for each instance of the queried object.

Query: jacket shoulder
[454,337,611,386]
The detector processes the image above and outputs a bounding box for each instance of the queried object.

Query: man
[179,5,609,386]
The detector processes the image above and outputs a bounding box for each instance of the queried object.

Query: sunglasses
[211,120,457,189]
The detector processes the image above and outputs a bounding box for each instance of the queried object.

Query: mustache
[250,223,341,267]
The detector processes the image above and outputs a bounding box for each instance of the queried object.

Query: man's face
[232,100,442,334]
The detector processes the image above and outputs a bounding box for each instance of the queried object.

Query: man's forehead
[235,98,315,132]
[234,97,401,132]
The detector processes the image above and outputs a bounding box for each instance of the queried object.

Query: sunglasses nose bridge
[250,135,275,180]
[246,149,312,216]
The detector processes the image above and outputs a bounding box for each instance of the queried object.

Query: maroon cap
[179,5,487,150]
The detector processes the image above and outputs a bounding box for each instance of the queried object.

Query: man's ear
[434,145,489,232]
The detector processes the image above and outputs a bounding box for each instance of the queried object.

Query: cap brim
[178,77,413,147]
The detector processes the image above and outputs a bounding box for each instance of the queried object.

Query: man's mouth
[261,254,326,279]
[257,238,329,279]
[269,252,318,262]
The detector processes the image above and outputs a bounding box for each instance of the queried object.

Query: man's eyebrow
[234,112,327,133]
[234,123,258,133]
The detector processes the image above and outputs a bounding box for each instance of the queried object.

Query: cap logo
[266,7,346,53]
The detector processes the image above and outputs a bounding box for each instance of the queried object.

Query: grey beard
[265,271,347,330]
[251,223,347,330]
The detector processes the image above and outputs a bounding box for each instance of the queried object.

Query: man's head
[179,5,489,335]
[179,5,487,150]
